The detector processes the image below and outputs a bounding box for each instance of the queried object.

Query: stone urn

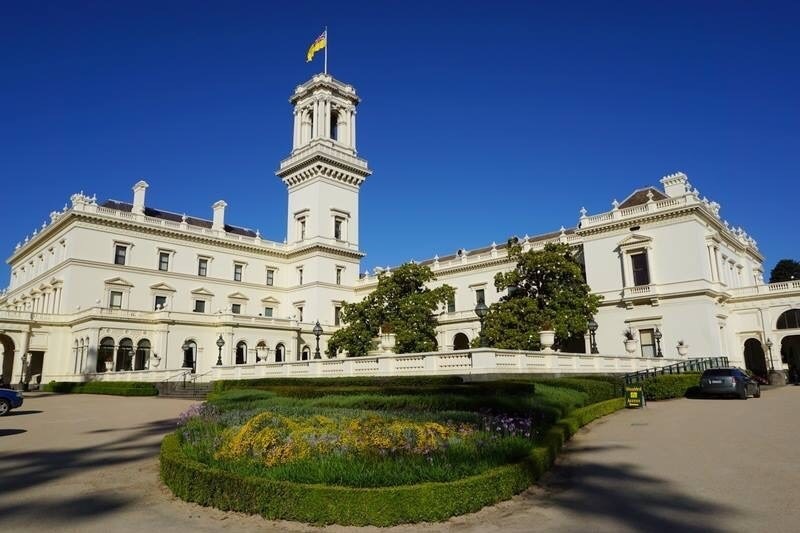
[676,343,689,357]
[150,354,161,368]
[539,330,555,352]
[624,339,638,354]
[104,359,113,372]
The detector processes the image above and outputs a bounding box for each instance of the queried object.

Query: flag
[306,31,327,63]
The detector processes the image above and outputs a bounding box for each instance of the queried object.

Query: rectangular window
[475,288,485,305]
[447,295,456,313]
[154,295,167,310]
[334,306,342,326]
[233,263,243,282]
[640,329,656,357]
[198,258,208,277]
[266,269,275,286]
[299,217,307,240]
[109,291,123,309]
[631,252,650,286]
[193,300,206,313]
[231,303,242,314]
[297,306,304,322]
[334,218,343,240]
[263,306,274,318]
[298,268,304,286]
[158,252,170,271]
[114,245,127,266]
[336,267,343,285]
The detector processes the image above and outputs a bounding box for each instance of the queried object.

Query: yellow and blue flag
[306,31,327,63]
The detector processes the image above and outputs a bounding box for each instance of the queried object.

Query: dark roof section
[617,187,668,209]
[100,200,258,238]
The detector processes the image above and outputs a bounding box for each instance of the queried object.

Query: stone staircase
[156,381,212,400]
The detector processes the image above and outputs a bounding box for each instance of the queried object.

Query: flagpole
[324,26,328,74]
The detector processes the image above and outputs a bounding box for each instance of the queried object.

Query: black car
[700,367,761,399]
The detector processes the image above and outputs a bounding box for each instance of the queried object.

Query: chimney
[212,200,227,231]
[132,180,149,215]
[659,172,689,198]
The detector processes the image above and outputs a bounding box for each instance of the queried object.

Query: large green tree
[477,242,601,350]
[327,263,454,357]
[769,259,800,283]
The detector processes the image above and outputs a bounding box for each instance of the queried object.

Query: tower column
[324,99,331,138]
[350,109,357,151]
[292,110,300,149]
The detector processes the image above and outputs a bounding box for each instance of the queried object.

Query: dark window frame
[631,251,651,286]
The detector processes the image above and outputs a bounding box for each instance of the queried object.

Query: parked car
[0,388,24,416]
[700,367,761,399]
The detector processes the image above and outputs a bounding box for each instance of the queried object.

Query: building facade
[2,73,799,386]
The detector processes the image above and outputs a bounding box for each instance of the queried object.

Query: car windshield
[702,369,736,377]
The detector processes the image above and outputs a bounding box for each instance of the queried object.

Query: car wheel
[0,399,10,416]
[739,386,748,400]
[754,385,761,398]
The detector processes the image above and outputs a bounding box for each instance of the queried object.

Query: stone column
[292,110,300,149]
[324,99,331,138]
[84,331,99,375]
[350,109,357,150]
[13,330,31,385]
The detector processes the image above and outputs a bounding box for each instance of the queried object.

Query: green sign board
[625,386,645,408]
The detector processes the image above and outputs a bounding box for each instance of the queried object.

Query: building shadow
[4,409,43,416]
[0,428,27,437]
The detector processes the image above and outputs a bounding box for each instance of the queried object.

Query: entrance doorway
[28,351,44,388]
[453,333,470,350]
[743,338,768,379]
[781,335,800,383]
[1,334,15,385]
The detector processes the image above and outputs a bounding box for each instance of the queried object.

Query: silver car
[700,367,761,399]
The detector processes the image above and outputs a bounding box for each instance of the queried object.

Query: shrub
[532,377,620,404]
[639,374,701,401]
[212,376,465,393]
[42,380,158,396]
[160,397,624,526]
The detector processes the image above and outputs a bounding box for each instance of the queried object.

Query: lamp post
[474,301,489,347]
[216,335,225,366]
[313,321,323,359]
[765,338,774,370]
[19,352,28,390]
[588,318,599,354]
[654,328,664,357]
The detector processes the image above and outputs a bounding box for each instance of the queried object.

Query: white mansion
[2,73,799,386]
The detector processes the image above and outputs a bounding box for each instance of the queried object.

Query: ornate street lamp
[216,335,225,366]
[19,352,28,389]
[588,318,599,354]
[765,338,774,370]
[654,328,664,357]
[313,321,323,359]
[474,301,489,347]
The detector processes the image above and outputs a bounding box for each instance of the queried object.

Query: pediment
[104,277,134,287]
[150,282,176,292]
[227,291,249,301]
[190,287,215,296]
[261,296,280,303]
[617,233,653,249]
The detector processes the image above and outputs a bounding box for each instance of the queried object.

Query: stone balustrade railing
[729,280,800,298]
[210,348,687,381]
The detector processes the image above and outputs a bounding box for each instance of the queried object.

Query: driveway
[1,388,799,532]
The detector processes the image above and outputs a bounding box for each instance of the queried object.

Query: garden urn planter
[624,339,638,354]
[104,359,113,371]
[150,355,161,368]
[539,330,555,351]
[677,344,689,357]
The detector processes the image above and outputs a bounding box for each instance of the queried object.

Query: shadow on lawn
[0,417,177,524]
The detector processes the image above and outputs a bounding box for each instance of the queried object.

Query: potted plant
[539,320,556,352]
[676,340,689,356]
[623,328,638,354]
[150,353,161,368]
[103,357,113,372]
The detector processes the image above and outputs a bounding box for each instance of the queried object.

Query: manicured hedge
[532,377,621,404]
[160,397,624,526]
[43,380,158,396]
[639,373,701,401]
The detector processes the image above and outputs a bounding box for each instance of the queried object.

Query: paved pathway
[1,388,799,532]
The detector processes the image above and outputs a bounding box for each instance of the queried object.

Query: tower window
[334,218,343,240]
[298,268,304,286]
[334,305,342,326]
[158,252,170,271]
[266,269,275,286]
[114,245,127,266]
[336,267,343,285]
[198,258,208,277]
[233,263,243,282]
[297,306,304,322]
[299,217,307,240]
[331,111,339,141]
[631,252,650,286]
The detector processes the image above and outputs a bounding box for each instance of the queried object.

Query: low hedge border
[42,381,158,396]
[639,373,701,401]
[160,397,624,526]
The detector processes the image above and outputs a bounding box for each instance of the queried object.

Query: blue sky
[2,1,798,280]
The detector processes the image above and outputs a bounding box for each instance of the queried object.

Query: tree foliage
[477,242,601,350]
[327,263,454,357]
[769,259,800,283]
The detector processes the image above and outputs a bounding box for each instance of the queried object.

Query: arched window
[236,341,248,365]
[256,341,268,362]
[74,340,80,374]
[301,346,310,361]
[117,338,133,371]
[743,338,768,379]
[275,343,285,363]
[777,309,800,330]
[98,337,114,373]
[135,339,151,371]
[330,110,339,141]
[453,333,470,351]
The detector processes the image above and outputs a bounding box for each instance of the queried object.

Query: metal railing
[623,356,729,385]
